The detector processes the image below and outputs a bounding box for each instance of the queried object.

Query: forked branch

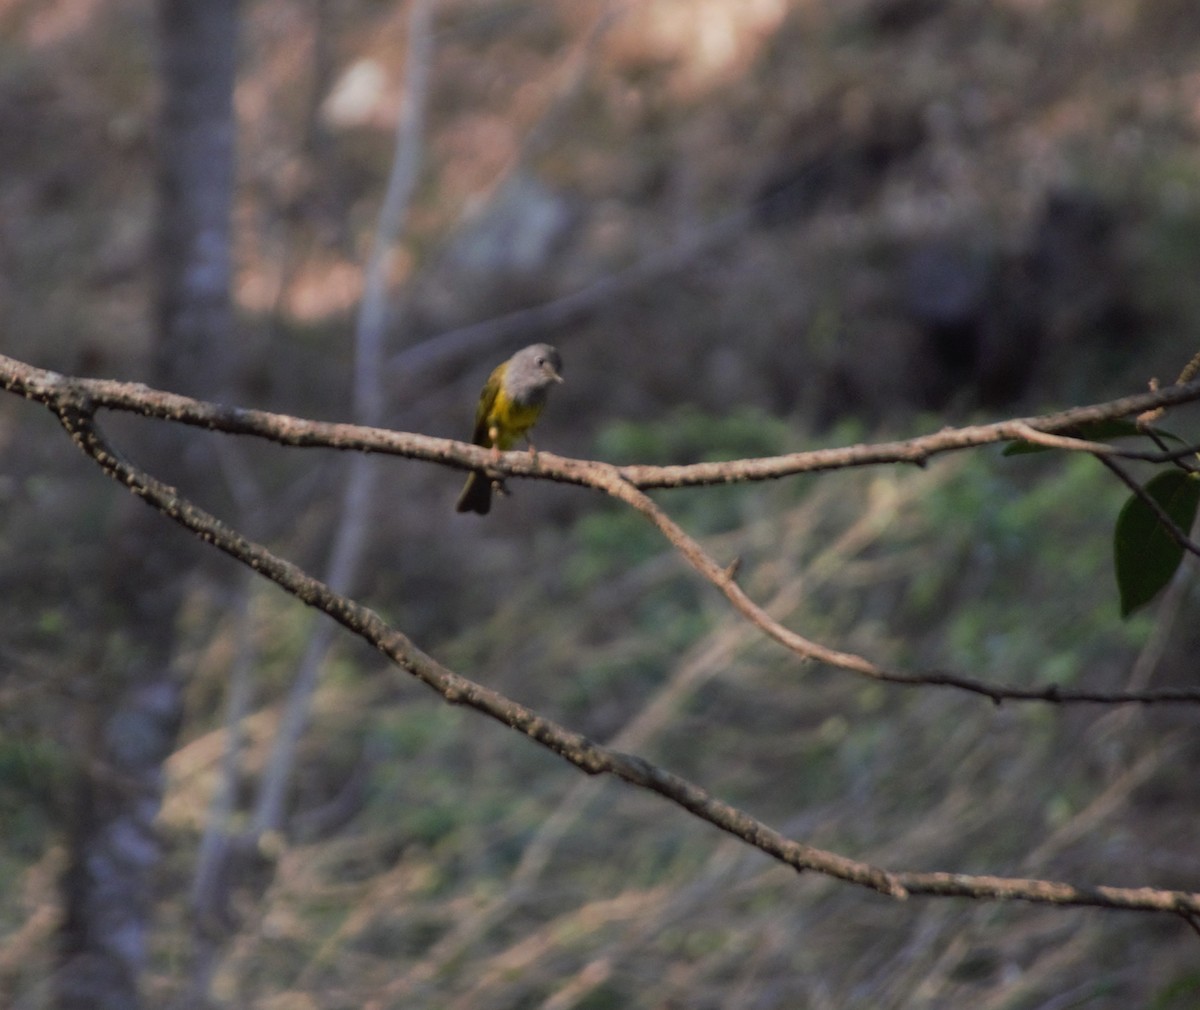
[4,353,1200,704]
[34,395,1200,918]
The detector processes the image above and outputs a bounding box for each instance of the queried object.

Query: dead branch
[4,353,1200,705]
[18,392,1200,919]
[4,356,1199,484]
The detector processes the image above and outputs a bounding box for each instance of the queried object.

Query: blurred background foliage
[2,0,1200,1007]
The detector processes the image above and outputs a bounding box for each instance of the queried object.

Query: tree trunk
[54,3,238,1008]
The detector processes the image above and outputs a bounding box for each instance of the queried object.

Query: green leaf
[1113,469,1200,617]
[1003,419,1181,456]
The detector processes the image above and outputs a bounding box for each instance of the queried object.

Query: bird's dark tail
[455,472,492,515]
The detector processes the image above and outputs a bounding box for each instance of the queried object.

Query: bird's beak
[549,368,564,383]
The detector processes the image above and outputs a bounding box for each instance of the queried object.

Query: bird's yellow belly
[489,395,543,449]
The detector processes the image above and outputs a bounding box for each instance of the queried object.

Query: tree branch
[4,356,1199,485]
[37,396,1200,918]
[4,353,1200,704]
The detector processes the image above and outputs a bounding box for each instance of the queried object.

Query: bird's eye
[536,356,545,365]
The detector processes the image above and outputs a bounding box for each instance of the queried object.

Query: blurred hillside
[2,1,1200,1008]
[6,0,1200,411]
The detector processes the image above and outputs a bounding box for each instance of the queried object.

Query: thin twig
[1138,350,1200,426]
[1095,454,1200,560]
[1006,422,1123,455]
[587,462,1200,704]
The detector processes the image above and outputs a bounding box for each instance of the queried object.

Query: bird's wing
[471,364,505,446]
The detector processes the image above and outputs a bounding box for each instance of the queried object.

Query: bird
[455,343,564,515]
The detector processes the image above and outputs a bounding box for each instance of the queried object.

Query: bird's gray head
[504,343,563,405]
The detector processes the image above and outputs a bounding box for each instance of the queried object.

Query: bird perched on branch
[455,343,564,515]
